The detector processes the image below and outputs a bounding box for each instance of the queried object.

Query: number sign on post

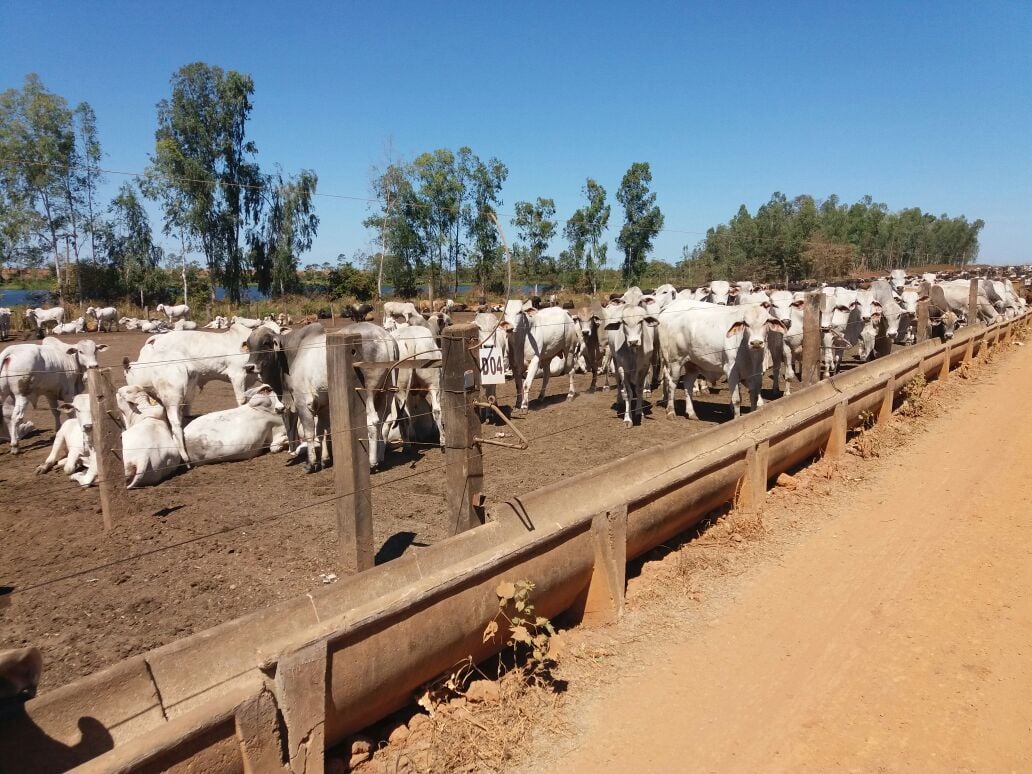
[480,330,505,385]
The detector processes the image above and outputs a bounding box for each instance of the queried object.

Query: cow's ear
[644,315,660,327]
[96,344,108,352]
[59,402,76,413]
[240,341,250,352]
[918,295,929,302]
[766,319,788,333]
[498,320,512,331]
[280,327,292,335]
[65,346,78,355]
[604,319,622,330]
[521,299,534,312]
[525,307,538,317]
[726,321,746,337]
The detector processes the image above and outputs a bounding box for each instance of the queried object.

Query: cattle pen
[0,302,1029,772]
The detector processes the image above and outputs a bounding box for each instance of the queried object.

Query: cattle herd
[1,268,1030,497]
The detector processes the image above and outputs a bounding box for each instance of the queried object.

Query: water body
[0,286,268,307]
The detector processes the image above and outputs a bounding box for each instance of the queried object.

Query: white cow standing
[25,307,66,336]
[658,299,786,419]
[604,303,660,427]
[767,290,805,394]
[0,337,107,453]
[499,300,580,412]
[86,306,119,332]
[156,303,190,323]
[392,323,445,447]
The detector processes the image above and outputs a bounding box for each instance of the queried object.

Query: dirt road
[537,345,1032,772]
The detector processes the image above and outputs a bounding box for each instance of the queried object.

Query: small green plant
[484,580,556,685]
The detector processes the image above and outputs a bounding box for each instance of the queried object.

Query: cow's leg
[295,401,320,472]
[523,354,541,409]
[537,357,551,403]
[565,352,576,401]
[7,394,31,454]
[229,370,249,406]
[587,349,598,393]
[427,382,445,447]
[663,361,679,418]
[728,366,743,418]
[36,424,68,474]
[782,342,794,396]
[682,366,700,420]
[600,350,611,390]
[164,396,190,464]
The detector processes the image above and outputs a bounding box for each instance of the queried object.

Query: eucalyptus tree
[0,74,101,298]
[616,162,663,285]
[512,197,556,282]
[102,182,162,304]
[464,154,508,291]
[411,148,462,299]
[249,168,319,296]
[149,62,262,303]
[364,162,425,298]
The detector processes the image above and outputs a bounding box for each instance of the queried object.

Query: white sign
[479,337,505,385]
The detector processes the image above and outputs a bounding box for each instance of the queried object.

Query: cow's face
[245,384,285,414]
[728,306,786,349]
[708,281,731,305]
[59,393,95,432]
[605,305,658,348]
[66,340,107,370]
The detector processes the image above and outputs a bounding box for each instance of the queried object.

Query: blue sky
[2,0,1029,265]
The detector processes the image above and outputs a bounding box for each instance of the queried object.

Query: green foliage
[249,168,319,296]
[0,74,102,296]
[365,162,425,298]
[327,260,377,301]
[565,179,611,292]
[616,162,663,285]
[512,197,557,280]
[485,579,556,684]
[686,192,984,283]
[148,62,263,303]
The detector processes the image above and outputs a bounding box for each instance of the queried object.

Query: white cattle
[183,384,288,466]
[889,269,907,292]
[123,323,257,463]
[383,301,419,328]
[604,303,660,427]
[86,306,119,332]
[705,281,732,305]
[52,317,85,336]
[500,301,579,412]
[341,322,399,469]
[658,299,786,419]
[870,280,903,356]
[571,305,604,392]
[0,308,12,341]
[229,315,262,329]
[651,284,678,309]
[25,307,65,335]
[393,323,445,447]
[116,385,180,488]
[0,338,106,453]
[174,320,198,331]
[203,316,229,329]
[119,317,169,333]
[767,290,805,394]
[156,303,190,323]
[940,280,1000,324]
[35,393,97,486]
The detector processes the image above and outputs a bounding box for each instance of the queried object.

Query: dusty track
[527,341,1032,772]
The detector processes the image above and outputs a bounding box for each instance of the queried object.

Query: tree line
[685,193,984,284]
[1,66,986,305]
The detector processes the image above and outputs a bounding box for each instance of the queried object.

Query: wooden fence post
[801,291,822,387]
[738,440,769,513]
[581,505,628,626]
[916,298,929,343]
[826,400,849,460]
[939,342,951,380]
[968,277,979,325]
[86,367,130,529]
[877,374,895,425]
[441,323,484,535]
[326,330,374,574]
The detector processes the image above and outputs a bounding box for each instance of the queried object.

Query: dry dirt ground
[0,315,804,693]
[502,337,1032,772]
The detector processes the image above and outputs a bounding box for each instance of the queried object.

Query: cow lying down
[34,393,98,487]
[183,384,288,466]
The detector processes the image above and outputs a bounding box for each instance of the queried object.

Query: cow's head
[244,383,285,414]
[65,339,107,370]
[708,281,731,305]
[728,305,787,349]
[604,304,658,348]
[59,393,95,433]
